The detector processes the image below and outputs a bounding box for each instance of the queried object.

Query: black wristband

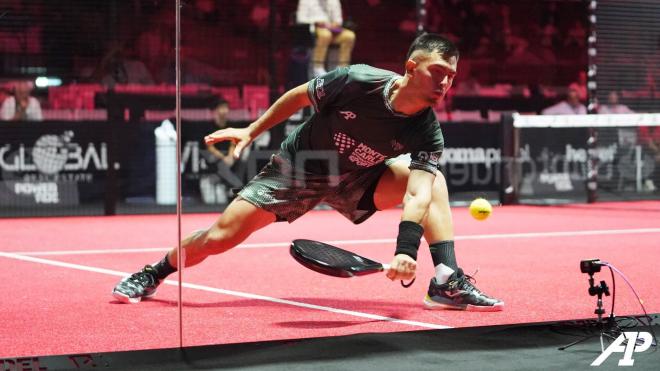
[395,221,424,261]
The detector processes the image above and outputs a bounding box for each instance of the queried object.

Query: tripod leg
[559,334,597,350]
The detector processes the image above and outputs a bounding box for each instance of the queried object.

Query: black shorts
[238,154,390,224]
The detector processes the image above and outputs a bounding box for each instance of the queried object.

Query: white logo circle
[32,135,69,174]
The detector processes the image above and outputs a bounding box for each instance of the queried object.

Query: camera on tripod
[581,259,610,298]
[580,258,602,275]
[560,258,616,350]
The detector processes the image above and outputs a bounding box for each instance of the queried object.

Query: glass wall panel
[0,0,179,358]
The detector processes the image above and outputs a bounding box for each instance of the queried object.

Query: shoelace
[456,270,482,294]
[128,271,155,287]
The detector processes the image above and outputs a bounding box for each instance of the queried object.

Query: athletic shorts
[238,153,393,224]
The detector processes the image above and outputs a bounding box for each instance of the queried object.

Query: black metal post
[586,0,598,203]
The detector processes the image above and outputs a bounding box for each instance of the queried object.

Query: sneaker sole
[112,289,157,304]
[423,296,504,312]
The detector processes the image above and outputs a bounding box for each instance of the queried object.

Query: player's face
[411,52,457,105]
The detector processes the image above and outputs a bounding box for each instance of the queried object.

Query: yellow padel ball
[469,198,492,221]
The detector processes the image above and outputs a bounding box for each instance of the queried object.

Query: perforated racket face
[290,239,383,277]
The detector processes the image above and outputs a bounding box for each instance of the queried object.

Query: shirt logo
[339,111,357,120]
[348,143,386,167]
[333,131,386,167]
[315,77,325,100]
[333,132,357,154]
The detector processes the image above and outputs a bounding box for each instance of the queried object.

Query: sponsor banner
[182,122,504,194]
[517,127,588,200]
[0,122,111,207]
[0,121,503,211]
[0,180,79,206]
[440,123,502,193]
[516,127,622,201]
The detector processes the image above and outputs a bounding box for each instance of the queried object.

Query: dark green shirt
[280,64,444,175]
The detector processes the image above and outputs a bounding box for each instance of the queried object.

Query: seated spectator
[296,0,356,76]
[598,91,634,114]
[638,125,660,192]
[572,71,588,103]
[563,20,587,59]
[0,80,42,121]
[642,37,660,95]
[199,99,244,204]
[206,100,237,169]
[541,84,586,115]
[94,43,155,87]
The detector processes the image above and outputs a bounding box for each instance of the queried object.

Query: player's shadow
[274,320,381,329]
[109,297,413,329]
[125,297,422,311]
[110,297,421,323]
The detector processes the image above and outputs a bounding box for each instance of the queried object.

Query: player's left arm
[386,169,435,281]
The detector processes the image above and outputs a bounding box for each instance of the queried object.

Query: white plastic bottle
[154,119,177,205]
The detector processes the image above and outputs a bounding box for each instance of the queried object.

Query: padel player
[113,33,503,311]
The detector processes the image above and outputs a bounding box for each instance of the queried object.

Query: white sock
[434,263,455,284]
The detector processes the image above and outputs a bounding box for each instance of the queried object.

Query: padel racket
[290,239,415,287]
[290,239,389,277]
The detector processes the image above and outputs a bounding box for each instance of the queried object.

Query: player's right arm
[204,82,311,159]
[385,169,434,281]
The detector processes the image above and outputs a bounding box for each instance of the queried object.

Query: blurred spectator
[502,25,541,64]
[249,0,271,32]
[200,99,244,204]
[638,125,660,192]
[206,100,237,168]
[398,9,418,34]
[94,43,154,87]
[189,0,220,23]
[296,0,356,76]
[0,81,42,121]
[135,17,175,84]
[0,0,42,54]
[643,36,660,95]
[532,23,558,63]
[564,20,586,50]
[600,93,654,191]
[540,1,560,35]
[572,71,588,102]
[562,19,586,60]
[598,91,633,114]
[200,97,272,203]
[541,84,586,115]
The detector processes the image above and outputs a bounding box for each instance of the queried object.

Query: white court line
[9,227,660,256]
[0,251,450,330]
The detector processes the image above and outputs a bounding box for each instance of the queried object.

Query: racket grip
[381,264,390,273]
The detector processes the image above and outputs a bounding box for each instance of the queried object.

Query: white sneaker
[313,66,327,76]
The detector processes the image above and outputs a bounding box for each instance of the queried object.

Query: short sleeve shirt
[280,65,444,175]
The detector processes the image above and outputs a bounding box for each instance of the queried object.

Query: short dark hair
[210,97,229,110]
[406,33,459,61]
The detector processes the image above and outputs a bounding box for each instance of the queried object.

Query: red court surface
[1,201,659,358]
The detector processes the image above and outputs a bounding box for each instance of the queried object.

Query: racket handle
[381,263,415,287]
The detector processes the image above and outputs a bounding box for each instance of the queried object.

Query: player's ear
[405,59,417,76]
